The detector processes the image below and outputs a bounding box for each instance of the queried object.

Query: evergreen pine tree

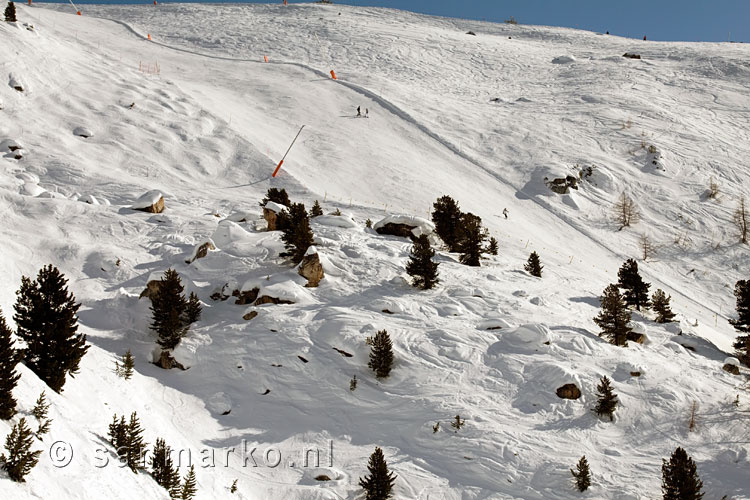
[31,393,52,438]
[617,259,651,311]
[150,268,189,351]
[593,376,618,421]
[280,203,314,263]
[150,438,181,493]
[259,187,291,207]
[4,2,16,23]
[405,235,440,290]
[0,418,41,482]
[431,195,463,251]
[593,284,633,346]
[652,289,676,323]
[0,311,22,420]
[570,456,591,492]
[524,251,543,277]
[368,330,394,379]
[457,212,488,267]
[661,447,704,500]
[125,411,147,473]
[486,236,499,256]
[730,280,750,365]
[13,265,89,393]
[108,414,128,456]
[121,350,135,380]
[310,200,323,217]
[180,464,198,500]
[359,446,397,500]
[183,292,202,325]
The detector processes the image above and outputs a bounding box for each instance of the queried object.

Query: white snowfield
[1,3,749,499]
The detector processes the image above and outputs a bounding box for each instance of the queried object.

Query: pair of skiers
[356,106,369,118]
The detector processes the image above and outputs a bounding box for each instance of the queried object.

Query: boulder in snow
[73,126,94,138]
[723,357,741,375]
[185,239,216,264]
[131,190,165,213]
[263,201,287,231]
[297,246,324,287]
[234,287,259,305]
[155,350,186,370]
[8,73,25,92]
[373,215,434,239]
[544,175,578,194]
[622,53,641,59]
[556,383,581,400]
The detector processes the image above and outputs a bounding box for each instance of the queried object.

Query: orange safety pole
[264,55,269,63]
[330,70,337,80]
[148,34,152,41]
[77,10,81,15]
[272,125,305,178]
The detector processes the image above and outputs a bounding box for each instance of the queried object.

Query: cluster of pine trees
[571,447,704,498]
[431,195,494,266]
[108,412,198,499]
[261,188,316,264]
[594,259,676,345]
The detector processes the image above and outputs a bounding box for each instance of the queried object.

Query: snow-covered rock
[131,189,164,212]
[373,214,434,238]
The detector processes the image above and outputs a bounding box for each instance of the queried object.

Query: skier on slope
[357,106,361,117]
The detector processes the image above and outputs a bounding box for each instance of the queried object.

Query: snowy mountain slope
[0,3,749,499]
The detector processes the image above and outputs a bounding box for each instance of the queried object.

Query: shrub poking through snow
[0,311,22,420]
[309,200,323,217]
[150,438,181,496]
[368,329,394,379]
[4,2,16,23]
[359,447,397,500]
[652,289,676,323]
[731,280,750,365]
[661,447,704,500]
[365,218,372,228]
[613,192,639,229]
[179,464,198,500]
[450,414,465,431]
[525,251,543,277]
[571,456,591,492]
[230,479,238,493]
[0,418,41,482]
[457,213,488,266]
[350,375,358,391]
[260,187,291,208]
[617,259,651,311]
[593,284,632,346]
[31,392,52,438]
[280,203,315,264]
[150,269,189,351]
[406,234,440,290]
[108,412,147,473]
[116,350,135,380]
[486,236,499,256]
[14,265,90,393]
[431,195,463,251]
[593,376,618,421]
[733,195,748,244]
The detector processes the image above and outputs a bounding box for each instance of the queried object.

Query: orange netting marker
[76,10,81,15]
[330,70,337,80]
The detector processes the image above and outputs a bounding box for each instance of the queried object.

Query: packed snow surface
[1,3,749,499]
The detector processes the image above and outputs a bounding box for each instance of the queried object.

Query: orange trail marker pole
[330,70,337,80]
[264,55,269,62]
[147,34,151,40]
[272,125,305,178]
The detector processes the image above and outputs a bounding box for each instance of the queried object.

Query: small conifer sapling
[310,200,323,217]
[4,2,16,23]
[457,212,488,266]
[150,268,189,351]
[405,234,440,290]
[524,251,543,277]
[368,330,394,379]
[571,456,591,492]
[617,259,651,311]
[593,284,633,346]
[450,414,465,431]
[184,292,202,324]
[280,203,315,263]
[1,418,41,482]
[593,376,618,421]
[121,350,135,380]
[730,280,750,365]
[486,237,499,256]
[260,187,290,207]
[652,289,676,323]
[180,464,198,500]
[150,438,181,494]
[431,195,463,251]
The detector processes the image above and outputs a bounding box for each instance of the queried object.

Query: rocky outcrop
[373,215,434,240]
[254,295,295,306]
[263,201,287,231]
[544,175,579,194]
[297,248,324,287]
[139,280,163,301]
[132,190,165,214]
[623,53,641,59]
[556,384,581,400]
[243,311,258,321]
[723,357,741,375]
[155,350,186,370]
[234,287,259,305]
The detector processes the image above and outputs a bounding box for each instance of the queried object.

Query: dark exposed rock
[556,383,581,400]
